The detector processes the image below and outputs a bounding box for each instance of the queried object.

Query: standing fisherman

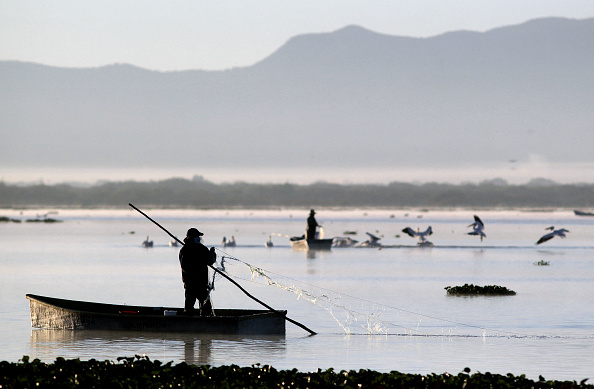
[306,209,320,241]
[179,228,216,316]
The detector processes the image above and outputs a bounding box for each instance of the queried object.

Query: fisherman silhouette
[179,228,216,316]
[306,209,320,240]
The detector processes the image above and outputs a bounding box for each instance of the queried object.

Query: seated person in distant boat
[179,228,216,316]
[306,209,320,240]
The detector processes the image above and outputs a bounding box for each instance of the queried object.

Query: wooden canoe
[574,210,594,217]
[26,294,286,335]
[289,237,333,251]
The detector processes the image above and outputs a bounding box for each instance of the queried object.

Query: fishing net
[208,252,491,337]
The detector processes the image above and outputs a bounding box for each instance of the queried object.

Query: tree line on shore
[0,177,593,209]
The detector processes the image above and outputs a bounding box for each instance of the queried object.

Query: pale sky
[2,1,594,71]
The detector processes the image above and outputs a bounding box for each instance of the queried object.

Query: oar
[129,203,316,336]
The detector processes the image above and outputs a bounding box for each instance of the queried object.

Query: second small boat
[289,236,333,251]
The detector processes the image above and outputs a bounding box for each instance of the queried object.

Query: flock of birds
[142,215,571,248]
[401,215,569,246]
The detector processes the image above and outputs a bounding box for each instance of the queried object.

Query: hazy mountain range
[1,17,593,177]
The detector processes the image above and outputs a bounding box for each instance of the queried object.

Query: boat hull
[289,238,333,251]
[26,294,286,335]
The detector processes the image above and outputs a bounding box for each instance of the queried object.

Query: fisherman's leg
[201,298,213,317]
[184,285,197,315]
[305,229,313,240]
[198,289,213,317]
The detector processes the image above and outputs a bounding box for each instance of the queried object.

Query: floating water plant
[445,284,516,296]
[25,217,62,223]
[534,260,550,266]
[0,356,590,388]
[0,216,21,223]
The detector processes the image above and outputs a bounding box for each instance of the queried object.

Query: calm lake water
[1,207,593,381]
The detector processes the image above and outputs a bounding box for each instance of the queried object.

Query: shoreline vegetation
[0,356,591,388]
[1,177,593,209]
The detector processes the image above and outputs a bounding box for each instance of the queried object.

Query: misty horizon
[2,17,593,187]
[2,160,593,187]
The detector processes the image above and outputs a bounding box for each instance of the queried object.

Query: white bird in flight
[402,226,433,246]
[360,232,381,247]
[536,226,570,245]
[467,215,486,241]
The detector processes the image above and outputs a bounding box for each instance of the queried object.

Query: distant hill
[1,17,593,173]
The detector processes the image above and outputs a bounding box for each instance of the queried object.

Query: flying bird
[536,226,570,245]
[467,215,486,241]
[402,226,433,246]
[359,232,381,247]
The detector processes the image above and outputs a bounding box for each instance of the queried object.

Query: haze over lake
[2,17,593,186]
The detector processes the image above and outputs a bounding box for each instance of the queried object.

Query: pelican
[536,226,569,245]
[467,215,486,241]
[359,232,381,247]
[222,236,237,247]
[333,237,358,247]
[402,226,433,246]
[142,236,153,248]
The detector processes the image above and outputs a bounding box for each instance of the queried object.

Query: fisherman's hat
[187,228,204,237]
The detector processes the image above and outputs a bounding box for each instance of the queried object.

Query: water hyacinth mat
[1,355,591,388]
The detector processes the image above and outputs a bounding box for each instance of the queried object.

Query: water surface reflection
[30,329,286,365]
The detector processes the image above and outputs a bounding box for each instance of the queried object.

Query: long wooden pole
[129,203,316,335]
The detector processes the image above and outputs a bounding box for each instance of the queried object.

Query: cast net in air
[208,252,492,338]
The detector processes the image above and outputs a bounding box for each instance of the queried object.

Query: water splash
[210,252,594,340]
[211,253,481,336]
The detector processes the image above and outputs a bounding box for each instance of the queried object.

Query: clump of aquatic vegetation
[1,214,62,223]
[25,217,62,223]
[0,356,591,389]
[445,284,516,296]
[534,260,550,266]
[0,216,21,223]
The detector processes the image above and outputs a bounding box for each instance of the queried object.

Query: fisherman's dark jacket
[179,239,215,288]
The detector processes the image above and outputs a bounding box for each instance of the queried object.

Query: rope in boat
[212,247,534,338]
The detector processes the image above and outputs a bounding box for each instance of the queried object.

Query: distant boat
[291,211,333,251]
[574,210,594,217]
[289,236,333,251]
